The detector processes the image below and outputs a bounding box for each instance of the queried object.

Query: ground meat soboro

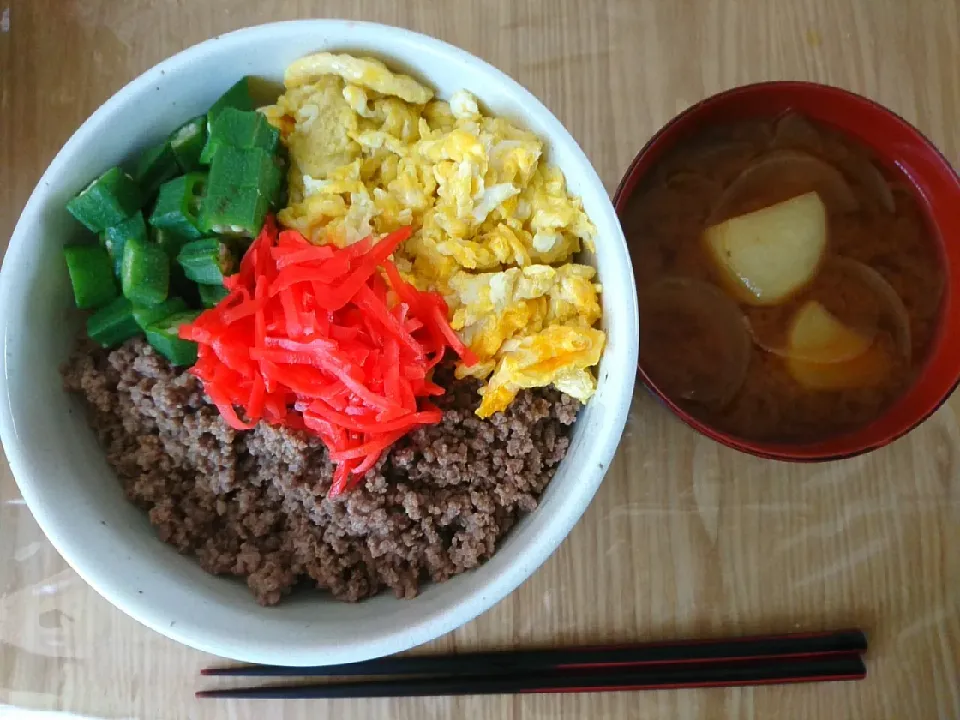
[62,338,579,605]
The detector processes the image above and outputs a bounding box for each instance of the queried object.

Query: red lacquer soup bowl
[614,82,960,461]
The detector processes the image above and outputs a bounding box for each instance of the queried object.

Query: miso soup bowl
[615,82,960,461]
[0,21,639,665]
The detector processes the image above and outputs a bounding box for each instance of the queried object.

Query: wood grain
[1,0,958,718]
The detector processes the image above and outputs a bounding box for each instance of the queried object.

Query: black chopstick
[196,653,866,699]
[202,628,866,678]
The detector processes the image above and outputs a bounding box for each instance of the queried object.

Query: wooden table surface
[1,1,958,718]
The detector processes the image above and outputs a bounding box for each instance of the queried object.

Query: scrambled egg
[447,265,605,416]
[262,52,606,416]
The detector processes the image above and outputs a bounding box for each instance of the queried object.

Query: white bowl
[0,20,638,665]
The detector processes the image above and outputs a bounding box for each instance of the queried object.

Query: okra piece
[209,146,281,197]
[121,236,170,306]
[133,141,179,197]
[198,282,230,308]
[200,108,279,163]
[66,167,143,232]
[169,115,207,172]
[198,147,276,236]
[148,172,207,239]
[176,238,236,285]
[265,155,285,209]
[103,212,148,277]
[206,76,281,125]
[86,296,141,347]
[133,296,188,331]
[206,77,257,134]
[161,233,203,308]
[63,245,118,310]
[145,311,201,366]
[199,186,269,238]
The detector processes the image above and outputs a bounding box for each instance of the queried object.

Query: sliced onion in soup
[708,150,859,223]
[820,132,897,214]
[836,258,912,359]
[661,140,761,185]
[664,171,723,198]
[771,113,825,155]
[639,277,751,409]
[844,155,896,213]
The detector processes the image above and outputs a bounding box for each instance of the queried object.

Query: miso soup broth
[623,113,944,442]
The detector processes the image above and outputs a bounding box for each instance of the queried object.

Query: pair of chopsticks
[197,628,867,699]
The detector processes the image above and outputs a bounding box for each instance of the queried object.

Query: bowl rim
[0,19,639,664]
[614,80,960,462]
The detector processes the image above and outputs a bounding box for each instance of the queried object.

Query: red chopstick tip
[200,668,215,676]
